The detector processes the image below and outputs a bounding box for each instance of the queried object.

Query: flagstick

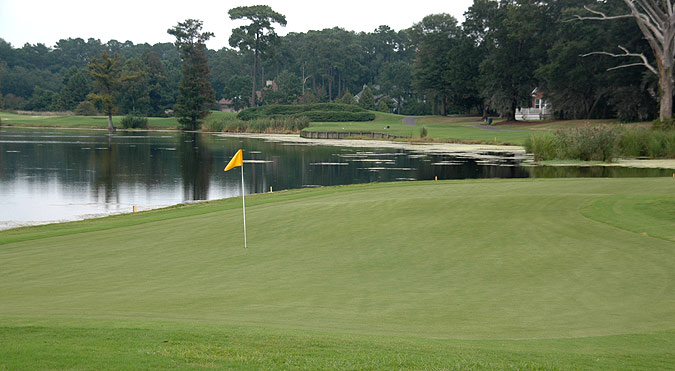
[241,163,247,249]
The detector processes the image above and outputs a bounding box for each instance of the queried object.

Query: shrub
[237,103,372,121]
[420,126,428,138]
[120,115,148,129]
[74,101,98,116]
[290,111,375,122]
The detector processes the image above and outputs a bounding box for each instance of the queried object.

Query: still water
[0,128,670,229]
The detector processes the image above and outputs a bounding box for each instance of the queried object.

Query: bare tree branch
[635,0,667,24]
[581,45,658,75]
[571,0,675,119]
[565,6,633,22]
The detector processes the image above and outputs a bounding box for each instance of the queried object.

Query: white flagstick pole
[240,162,247,249]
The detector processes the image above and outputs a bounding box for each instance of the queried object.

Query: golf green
[1,178,674,368]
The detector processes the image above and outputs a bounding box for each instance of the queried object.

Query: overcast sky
[0,0,474,50]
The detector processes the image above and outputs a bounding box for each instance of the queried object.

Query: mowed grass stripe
[1,178,674,341]
[2,319,675,369]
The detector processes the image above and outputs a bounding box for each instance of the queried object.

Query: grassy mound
[1,178,674,368]
[237,103,376,122]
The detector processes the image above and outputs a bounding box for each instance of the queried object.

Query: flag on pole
[224,149,243,171]
[225,149,247,248]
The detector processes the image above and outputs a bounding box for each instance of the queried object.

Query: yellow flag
[224,149,243,171]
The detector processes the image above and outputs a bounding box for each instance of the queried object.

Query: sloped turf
[1,178,674,368]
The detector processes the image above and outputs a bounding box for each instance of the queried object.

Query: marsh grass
[526,126,675,161]
[207,116,310,133]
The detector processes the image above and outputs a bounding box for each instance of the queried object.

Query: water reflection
[0,127,671,229]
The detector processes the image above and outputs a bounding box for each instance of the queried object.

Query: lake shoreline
[3,125,674,169]
[219,132,675,169]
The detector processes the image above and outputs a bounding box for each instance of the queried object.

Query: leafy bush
[74,101,98,116]
[120,115,148,129]
[289,111,375,122]
[420,126,428,138]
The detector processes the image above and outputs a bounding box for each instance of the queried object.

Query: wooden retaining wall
[300,131,402,140]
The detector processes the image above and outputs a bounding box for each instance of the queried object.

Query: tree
[59,67,93,111]
[572,1,675,121]
[118,57,151,115]
[377,97,391,112]
[409,13,463,116]
[168,19,216,130]
[223,75,252,111]
[228,5,287,107]
[377,61,412,113]
[87,50,121,132]
[358,85,375,110]
[465,0,550,121]
[339,90,356,105]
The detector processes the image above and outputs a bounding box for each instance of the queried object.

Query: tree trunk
[440,94,447,116]
[328,68,333,101]
[251,51,258,107]
[107,113,115,133]
[659,58,673,121]
[509,100,517,122]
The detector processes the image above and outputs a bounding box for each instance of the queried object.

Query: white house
[515,88,552,121]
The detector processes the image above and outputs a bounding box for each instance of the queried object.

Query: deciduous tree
[572,0,675,120]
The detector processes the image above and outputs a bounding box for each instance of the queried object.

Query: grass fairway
[1,178,675,369]
[305,113,641,145]
[0,111,236,130]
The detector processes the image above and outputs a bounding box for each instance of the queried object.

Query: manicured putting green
[1,178,674,368]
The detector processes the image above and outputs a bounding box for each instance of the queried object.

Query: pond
[0,128,671,230]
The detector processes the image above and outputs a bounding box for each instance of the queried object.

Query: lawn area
[1,178,674,368]
[304,113,640,145]
[0,111,236,130]
[2,109,641,146]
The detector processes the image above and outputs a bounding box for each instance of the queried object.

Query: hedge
[237,103,373,121]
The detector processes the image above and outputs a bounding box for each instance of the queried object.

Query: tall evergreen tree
[168,19,216,130]
[358,85,375,110]
[228,5,287,107]
[87,50,121,132]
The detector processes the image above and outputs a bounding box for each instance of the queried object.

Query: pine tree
[377,98,389,113]
[87,51,121,132]
[339,90,356,105]
[358,85,375,110]
[168,19,216,130]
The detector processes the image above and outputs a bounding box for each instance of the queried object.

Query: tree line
[0,1,661,123]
